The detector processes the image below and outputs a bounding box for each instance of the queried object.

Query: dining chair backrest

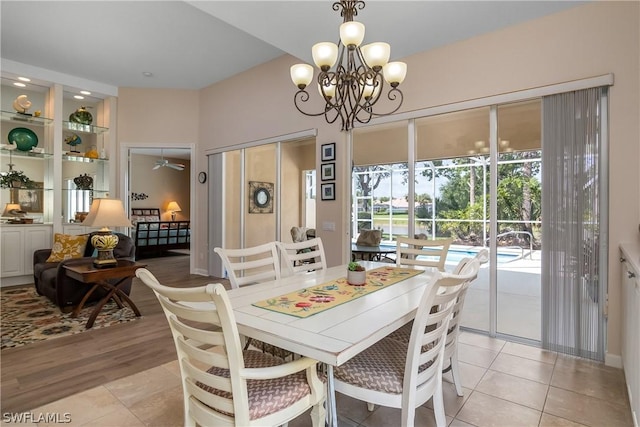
[277,237,327,276]
[214,242,281,289]
[135,268,326,427]
[395,237,453,271]
[333,261,480,426]
[403,260,480,425]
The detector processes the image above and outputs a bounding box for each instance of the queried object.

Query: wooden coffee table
[63,259,147,329]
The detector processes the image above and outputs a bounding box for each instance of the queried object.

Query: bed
[131,208,190,259]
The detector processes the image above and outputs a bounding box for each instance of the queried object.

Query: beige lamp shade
[166,201,182,212]
[82,198,132,231]
[2,203,24,217]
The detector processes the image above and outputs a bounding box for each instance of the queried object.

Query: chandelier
[290,0,407,131]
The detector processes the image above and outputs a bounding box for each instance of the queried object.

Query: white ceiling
[1,1,586,95]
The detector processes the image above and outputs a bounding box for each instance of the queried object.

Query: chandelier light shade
[291,0,407,131]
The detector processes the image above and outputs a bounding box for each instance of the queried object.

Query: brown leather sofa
[33,232,135,312]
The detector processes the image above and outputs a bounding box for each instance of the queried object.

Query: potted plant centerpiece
[347,261,367,286]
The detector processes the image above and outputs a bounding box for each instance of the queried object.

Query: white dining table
[223,261,437,426]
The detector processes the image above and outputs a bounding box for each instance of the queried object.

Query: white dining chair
[214,242,281,289]
[395,236,453,272]
[136,268,326,427]
[277,237,327,276]
[333,260,480,427]
[387,249,488,397]
[214,242,294,359]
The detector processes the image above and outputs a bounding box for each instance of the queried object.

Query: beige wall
[118,2,639,360]
[129,153,191,221]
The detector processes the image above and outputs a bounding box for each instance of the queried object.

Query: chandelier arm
[368,87,404,117]
[293,90,332,118]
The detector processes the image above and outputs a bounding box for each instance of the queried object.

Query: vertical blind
[541,87,607,360]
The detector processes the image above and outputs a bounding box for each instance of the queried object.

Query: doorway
[120,143,195,272]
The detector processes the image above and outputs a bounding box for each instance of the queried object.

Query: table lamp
[2,203,27,223]
[82,198,132,268]
[166,201,181,221]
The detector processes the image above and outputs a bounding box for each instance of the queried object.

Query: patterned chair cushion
[198,350,311,420]
[334,338,434,394]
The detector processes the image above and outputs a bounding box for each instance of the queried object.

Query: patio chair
[387,249,487,396]
[277,237,327,276]
[396,236,453,272]
[333,260,480,426]
[135,268,326,427]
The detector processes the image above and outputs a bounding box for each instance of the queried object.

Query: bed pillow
[46,233,89,262]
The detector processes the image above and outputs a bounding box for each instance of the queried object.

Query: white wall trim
[204,129,317,154]
[605,352,623,368]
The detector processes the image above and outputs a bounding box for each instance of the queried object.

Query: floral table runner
[252,266,424,318]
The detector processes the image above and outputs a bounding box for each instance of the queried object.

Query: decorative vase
[347,269,367,286]
[73,173,93,190]
[69,106,93,125]
[85,145,99,159]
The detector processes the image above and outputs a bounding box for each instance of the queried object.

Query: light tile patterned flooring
[24,332,632,427]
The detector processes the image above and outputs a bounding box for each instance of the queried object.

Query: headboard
[131,208,161,224]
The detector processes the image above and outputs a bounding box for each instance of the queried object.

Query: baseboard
[605,352,623,368]
[0,275,32,287]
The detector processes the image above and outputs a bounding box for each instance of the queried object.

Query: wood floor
[0,254,227,413]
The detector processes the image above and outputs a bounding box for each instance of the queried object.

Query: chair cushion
[334,337,434,394]
[46,234,89,262]
[199,349,311,420]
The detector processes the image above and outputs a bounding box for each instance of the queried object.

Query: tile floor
[22,332,632,427]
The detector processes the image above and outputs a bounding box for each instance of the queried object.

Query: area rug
[1,286,138,350]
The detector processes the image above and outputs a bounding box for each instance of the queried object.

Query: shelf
[1,110,53,126]
[63,154,108,163]
[62,189,108,194]
[0,148,52,158]
[63,121,108,134]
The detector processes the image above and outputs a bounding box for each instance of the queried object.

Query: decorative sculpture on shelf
[65,133,82,153]
[69,106,93,125]
[12,95,32,115]
[73,173,93,190]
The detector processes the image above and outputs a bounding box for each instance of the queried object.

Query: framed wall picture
[321,183,335,201]
[248,181,274,213]
[321,142,336,161]
[321,162,335,181]
[11,183,44,212]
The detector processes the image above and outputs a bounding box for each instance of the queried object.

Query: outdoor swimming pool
[374,244,521,265]
[445,248,520,264]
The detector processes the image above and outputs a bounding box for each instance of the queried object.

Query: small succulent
[348,261,365,271]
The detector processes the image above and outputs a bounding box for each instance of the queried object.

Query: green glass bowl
[7,127,38,152]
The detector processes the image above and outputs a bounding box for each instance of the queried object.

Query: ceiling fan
[153,149,185,171]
